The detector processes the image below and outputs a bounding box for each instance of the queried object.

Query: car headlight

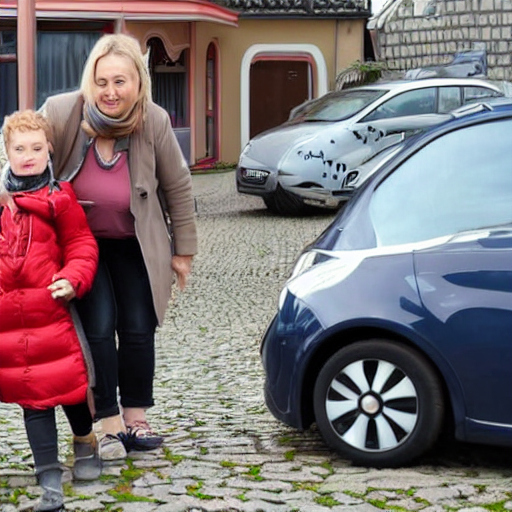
[290,251,318,279]
[240,141,252,158]
[279,250,365,309]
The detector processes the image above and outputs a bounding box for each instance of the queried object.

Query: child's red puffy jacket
[0,182,98,409]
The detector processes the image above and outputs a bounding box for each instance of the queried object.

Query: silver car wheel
[325,358,418,452]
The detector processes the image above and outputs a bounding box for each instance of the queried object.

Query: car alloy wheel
[313,339,444,467]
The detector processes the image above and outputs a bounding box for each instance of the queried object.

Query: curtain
[37,32,100,108]
[0,61,18,119]
[152,72,186,128]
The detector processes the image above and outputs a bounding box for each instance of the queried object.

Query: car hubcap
[325,359,418,452]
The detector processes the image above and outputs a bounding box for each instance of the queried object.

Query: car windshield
[300,89,388,122]
[369,118,512,246]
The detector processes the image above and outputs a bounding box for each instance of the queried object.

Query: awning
[0,0,239,26]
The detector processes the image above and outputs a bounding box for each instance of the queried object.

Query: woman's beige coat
[43,90,198,325]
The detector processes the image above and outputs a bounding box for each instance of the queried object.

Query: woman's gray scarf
[82,101,142,139]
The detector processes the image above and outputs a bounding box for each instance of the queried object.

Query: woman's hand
[48,279,76,301]
[171,255,193,290]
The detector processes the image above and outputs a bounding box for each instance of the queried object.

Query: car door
[414,231,512,425]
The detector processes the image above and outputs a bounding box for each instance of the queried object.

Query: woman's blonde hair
[80,33,151,119]
[2,110,53,149]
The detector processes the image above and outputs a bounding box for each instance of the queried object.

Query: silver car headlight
[279,250,365,309]
[290,251,318,279]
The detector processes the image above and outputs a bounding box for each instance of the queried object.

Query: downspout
[115,16,128,34]
[189,22,196,166]
[334,19,339,88]
[18,0,36,109]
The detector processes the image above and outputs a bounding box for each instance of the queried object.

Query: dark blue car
[261,98,512,467]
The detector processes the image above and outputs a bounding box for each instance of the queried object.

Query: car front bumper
[260,292,323,430]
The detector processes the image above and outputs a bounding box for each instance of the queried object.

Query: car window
[463,86,502,104]
[362,88,437,121]
[438,87,461,113]
[302,89,387,122]
[369,118,512,246]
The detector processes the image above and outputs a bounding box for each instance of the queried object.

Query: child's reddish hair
[2,110,53,149]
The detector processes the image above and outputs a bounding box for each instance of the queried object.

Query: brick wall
[370,0,512,79]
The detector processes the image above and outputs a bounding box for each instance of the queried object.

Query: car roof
[351,77,503,92]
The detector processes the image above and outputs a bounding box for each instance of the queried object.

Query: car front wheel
[263,185,311,216]
[313,339,444,467]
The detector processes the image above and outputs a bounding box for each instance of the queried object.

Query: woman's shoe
[123,420,164,452]
[72,432,101,480]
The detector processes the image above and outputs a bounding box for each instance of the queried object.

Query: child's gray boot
[36,466,64,511]
[73,431,101,481]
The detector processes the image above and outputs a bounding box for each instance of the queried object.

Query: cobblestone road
[1,170,512,512]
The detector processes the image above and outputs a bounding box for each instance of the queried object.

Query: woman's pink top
[72,144,135,238]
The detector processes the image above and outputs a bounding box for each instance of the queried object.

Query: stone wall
[370,0,512,79]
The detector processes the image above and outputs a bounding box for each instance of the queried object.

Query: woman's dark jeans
[76,238,158,420]
[24,403,92,472]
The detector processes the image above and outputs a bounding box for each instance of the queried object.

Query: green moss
[186,481,214,500]
[220,460,237,468]
[344,489,365,498]
[1,487,38,505]
[319,461,334,475]
[284,450,296,461]
[236,492,250,502]
[245,465,264,481]
[292,482,319,492]
[481,501,512,512]
[315,494,341,507]
[107,489,159,502]
[163,447,184,464]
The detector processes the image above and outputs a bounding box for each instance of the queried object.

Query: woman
[41,33,198,460]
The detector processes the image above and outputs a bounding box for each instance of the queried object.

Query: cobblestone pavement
[1,170,512,512]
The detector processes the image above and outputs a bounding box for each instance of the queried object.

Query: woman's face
[7,129,49,176]
[93,53,140,118]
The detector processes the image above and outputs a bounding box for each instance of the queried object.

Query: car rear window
[302,89,388,122]
[369,118,512,246]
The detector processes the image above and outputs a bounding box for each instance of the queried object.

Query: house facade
[368,0,512,81]
[0,0,370,166]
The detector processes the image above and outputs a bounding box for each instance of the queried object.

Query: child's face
[6,128,50,177]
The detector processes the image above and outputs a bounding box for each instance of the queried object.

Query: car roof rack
[451,102,494,118]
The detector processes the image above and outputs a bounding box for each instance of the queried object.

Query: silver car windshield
[301,89,388,122]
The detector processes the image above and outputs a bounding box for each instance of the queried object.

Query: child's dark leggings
[23,402,93,473]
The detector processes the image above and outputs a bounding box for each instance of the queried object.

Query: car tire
[263,185,310,216]
[313,339,444,467]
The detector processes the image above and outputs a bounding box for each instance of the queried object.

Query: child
[0,110,101,512]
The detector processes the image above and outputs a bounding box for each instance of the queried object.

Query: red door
[250,60,309,138]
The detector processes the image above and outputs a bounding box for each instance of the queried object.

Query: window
[301,89,386,122]
[0,30,17,119]
[148,37,187,128]
[363,88,437,121]
[205,43,217,159]
[463,86,502,105]
[369,119,512,246]
[37,32,101,107]
[438,87,461,113]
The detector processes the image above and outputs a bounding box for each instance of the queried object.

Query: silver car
[236,78,503,215]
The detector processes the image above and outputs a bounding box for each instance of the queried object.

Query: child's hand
[48,279,76,301]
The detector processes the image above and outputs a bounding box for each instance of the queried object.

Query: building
[0,0,371,166]
[368,0,512,82]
